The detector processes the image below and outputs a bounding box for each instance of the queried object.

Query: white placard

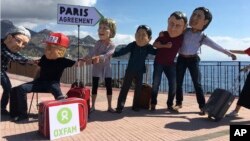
[57,4,103,26]
[49,103,80,140]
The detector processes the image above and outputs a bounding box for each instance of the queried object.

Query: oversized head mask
[45,32,69,60]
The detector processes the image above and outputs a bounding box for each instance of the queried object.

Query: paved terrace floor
[1,73,250,141]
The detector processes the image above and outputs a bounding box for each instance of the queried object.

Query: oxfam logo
[57,107,72,124]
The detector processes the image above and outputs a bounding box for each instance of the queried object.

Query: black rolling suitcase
[203,88,235,121]
[203,73,242,121]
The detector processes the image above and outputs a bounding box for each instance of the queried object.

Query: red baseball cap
[46,32,69,48]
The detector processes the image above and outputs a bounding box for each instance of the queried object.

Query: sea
[110,59,250,96]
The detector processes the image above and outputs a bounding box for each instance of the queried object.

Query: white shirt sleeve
[202,36,232,56]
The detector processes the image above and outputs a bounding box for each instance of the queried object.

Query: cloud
[112,34,134,46]
[2,0,97,26]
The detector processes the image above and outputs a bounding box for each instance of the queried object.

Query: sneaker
[56,95,65,100]
[173,104,182,110]
[226,111,239,117]
[167,107,178,113]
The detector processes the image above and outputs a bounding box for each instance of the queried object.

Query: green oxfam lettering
[57,107,72,124]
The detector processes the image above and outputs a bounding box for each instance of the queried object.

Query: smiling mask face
[189,10,209,32]
[5,34,30,53]
[167,16,186,38]
[135,28,151,47]
[45,44,66,60]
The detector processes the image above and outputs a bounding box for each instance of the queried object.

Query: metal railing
[60,60,250,96]
[8,60,249,96]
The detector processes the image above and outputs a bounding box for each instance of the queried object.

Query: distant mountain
[1,20,130,59]
[82,35,96,45]
[1,20,98,58]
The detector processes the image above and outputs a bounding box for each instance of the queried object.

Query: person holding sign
[226,47,250,117]
[80,18,116,113]
[10,32,78,122]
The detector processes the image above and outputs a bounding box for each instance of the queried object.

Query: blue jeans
[1,71,12,110]
[11,80,63,115]
[151,62,176,108]
[176,55,205,109]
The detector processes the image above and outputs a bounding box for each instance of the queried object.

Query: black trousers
[92,77,112,95]
[116,71,143,110]
[237,72,250,109]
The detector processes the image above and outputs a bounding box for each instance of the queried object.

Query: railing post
[238,61,241,95]
[118,60,120,88]
[146,59,149,84]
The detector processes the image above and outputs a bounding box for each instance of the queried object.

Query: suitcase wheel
[208,115,221,122]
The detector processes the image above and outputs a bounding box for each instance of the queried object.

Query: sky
[1,0,250,61]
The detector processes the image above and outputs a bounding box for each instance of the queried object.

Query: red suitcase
[66,82,91,113]
[38,97,88,137]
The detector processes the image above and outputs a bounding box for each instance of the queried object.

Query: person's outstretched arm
[229,50,246,54]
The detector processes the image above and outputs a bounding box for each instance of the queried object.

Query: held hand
[27,59,38,65]
[33,59,40,65]
[92,56,100,64]
[78,58,86,62]
[77,60,86,66]
[154,42,161,47]
[240,65,250,72]
[231,54,237,60]
[165,42,172,48]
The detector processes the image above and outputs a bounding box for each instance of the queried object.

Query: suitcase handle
[71,81,84,88]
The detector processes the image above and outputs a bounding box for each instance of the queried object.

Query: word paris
[59,7,89,17]
[57,4,103,26]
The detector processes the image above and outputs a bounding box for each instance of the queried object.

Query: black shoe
[116,108,123,114]
[150,104,156,111]
[12,114,28,122]
[167,107,178,113]
[132,107,140,112]
[56,95,65,100]
[1,109,9,115]
[198,110,206,116]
